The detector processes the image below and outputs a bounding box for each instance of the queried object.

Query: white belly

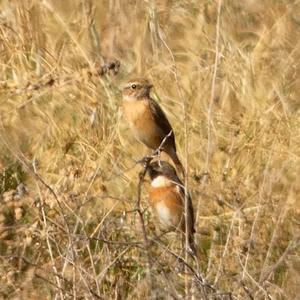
[156,202,173,228]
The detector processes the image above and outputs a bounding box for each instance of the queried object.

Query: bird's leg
[151,148,161,158]
[139,148,162,167]
[151,148,163,168]
[140,155,153,168]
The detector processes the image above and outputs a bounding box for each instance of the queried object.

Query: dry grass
[0,0,300,299]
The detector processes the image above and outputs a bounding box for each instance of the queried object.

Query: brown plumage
[122,78,185,176]
[147,161,196,257]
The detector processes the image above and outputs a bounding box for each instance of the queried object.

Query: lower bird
[147,160,197,257]
[122,78,185,176]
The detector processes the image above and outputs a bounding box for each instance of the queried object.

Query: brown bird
[122,78,184,176]
[147,160,196,256]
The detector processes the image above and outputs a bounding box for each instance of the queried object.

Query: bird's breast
[149,186,184,231]
[123,99,149,123]
[122,99,162,148]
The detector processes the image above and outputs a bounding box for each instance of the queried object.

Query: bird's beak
[147,84,153,89]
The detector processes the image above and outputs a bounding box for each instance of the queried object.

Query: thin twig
[158,23,195,298]
[136,160,154,294]
[205,0,222,175]
[151,238,236,300]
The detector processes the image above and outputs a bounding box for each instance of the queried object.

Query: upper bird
[122,78,184,176]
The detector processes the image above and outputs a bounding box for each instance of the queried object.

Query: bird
[147,160,197,257]
[122,78,185,176]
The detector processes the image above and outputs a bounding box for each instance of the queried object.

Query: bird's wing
[179,186,195,235]
[149,98,174,140]
[172,176,195,234]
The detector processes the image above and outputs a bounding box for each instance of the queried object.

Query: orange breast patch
[149,186,184,231]
[123,99,163,149]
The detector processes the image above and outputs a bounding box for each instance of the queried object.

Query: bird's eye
[131,84,136,89]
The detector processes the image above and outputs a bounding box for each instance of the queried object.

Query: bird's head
[122,78,153,101]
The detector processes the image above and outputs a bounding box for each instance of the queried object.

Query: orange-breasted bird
[122,78,185,176]
[147,160,197,256]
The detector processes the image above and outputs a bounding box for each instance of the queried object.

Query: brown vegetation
[0,0,299,299]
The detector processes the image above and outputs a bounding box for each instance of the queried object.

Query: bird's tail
[168,148,185,178]
[188,233,198,259]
